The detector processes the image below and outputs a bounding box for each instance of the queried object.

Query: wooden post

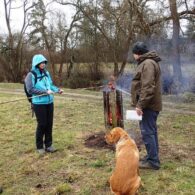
[110,90,117,128]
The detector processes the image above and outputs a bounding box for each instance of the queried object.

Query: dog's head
[105,127,128,144]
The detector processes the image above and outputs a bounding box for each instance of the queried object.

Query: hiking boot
[45,146,57,153]
[37,149,45,155]
[139,161,160,170]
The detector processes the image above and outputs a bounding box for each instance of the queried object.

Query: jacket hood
[138,51,161,63]
[32,54,48,70]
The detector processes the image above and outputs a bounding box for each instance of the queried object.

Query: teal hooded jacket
[25,54,59,104]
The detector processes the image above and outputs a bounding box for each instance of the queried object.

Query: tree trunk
[67,56,74,79]
[169,0,182,93]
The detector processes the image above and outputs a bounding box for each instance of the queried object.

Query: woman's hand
[47,90,54,94]
[58,89,64,94]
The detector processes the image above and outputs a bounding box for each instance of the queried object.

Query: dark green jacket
[131,51,162,111]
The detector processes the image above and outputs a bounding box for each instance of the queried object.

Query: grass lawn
[0,84,194,195]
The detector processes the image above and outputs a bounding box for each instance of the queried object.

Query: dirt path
[0,88,195,115]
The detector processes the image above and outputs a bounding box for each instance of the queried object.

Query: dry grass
[0,84,195,195]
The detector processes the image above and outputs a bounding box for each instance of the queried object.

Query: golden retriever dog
[105,127,141,195]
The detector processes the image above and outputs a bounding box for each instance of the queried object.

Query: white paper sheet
[126,110,142,121]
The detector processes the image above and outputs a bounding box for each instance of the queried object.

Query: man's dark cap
[132,42,149,55]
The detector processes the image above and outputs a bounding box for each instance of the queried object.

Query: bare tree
[1,0,35,82]
[149,0,195,93]
[54,10,80,83]
[29,0,57,75]
[168,0,182,93]
[1,0,194,87]
[56,0,153,77]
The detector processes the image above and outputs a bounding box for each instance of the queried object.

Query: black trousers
[33,103,54,149]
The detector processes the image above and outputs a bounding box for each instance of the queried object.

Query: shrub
[63,63,104,89]
[180,92,195,103]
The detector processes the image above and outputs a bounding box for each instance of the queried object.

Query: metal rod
[0,93,48,105]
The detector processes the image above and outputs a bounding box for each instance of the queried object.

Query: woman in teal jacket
[25,54,63,154]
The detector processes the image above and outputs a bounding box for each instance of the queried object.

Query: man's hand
[58,89,64,94]
[47,90,54,94]
[136,107,143,116]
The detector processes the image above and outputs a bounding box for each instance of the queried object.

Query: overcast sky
[0,0,75,34]
[0,0,192,35]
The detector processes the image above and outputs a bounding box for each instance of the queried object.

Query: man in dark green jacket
[131,42,162,170]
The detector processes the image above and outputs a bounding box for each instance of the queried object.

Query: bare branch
[149,7,195,26]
